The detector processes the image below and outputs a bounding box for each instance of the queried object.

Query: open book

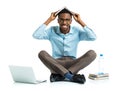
[55,7,74,16]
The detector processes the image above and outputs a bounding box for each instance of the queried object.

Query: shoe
[71,74,86,84]
[80,74,86,82]
[50,73,65,82]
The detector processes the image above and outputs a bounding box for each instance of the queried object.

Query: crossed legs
[38,50,97,76]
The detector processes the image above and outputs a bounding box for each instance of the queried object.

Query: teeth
[62,25,67,28]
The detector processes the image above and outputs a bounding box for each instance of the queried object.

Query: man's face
[58,13,72,34]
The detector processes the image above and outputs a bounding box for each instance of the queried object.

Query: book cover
[89,73,109,78]
[88,73,109,80]
[55,7,73,16]
[88,76,109,80]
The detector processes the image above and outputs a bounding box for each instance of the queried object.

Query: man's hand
[44,12,57,25]
[73,13,86,27]
[49,12,57,21]
[73,13,81,22]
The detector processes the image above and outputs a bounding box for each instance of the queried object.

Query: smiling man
[32,8,97,84]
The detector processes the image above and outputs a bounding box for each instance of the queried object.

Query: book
[55,7,74,16]
[89,73,109,77]
[88,76,109,80]
[88,73,109,80]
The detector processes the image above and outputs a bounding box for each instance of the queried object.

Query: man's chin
[61,27,68,31]
[61,30,69,34]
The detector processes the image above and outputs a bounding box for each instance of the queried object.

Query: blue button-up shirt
[33,24,96,59]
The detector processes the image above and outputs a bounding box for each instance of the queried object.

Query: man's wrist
[44,17,52,25]
[78,19,86,27]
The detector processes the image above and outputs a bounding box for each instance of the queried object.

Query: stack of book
[88,73,109,80]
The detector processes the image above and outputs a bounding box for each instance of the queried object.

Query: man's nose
[62,20,67,24]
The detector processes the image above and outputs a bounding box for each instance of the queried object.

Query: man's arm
[44,12,57,25]
[72,12,96,40]
[72,13,86,27]
[32,12,57,39]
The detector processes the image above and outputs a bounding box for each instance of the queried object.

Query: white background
[0,0,120,90]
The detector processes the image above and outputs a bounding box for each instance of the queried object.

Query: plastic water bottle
[98,54,104,75]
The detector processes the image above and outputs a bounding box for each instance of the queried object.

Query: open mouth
[62,25,67,28]
[61,25,68,29]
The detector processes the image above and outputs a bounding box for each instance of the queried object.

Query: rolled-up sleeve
[79,26,97,41]
[32,24,49,39]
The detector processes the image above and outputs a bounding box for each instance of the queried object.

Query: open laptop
[9,65,47,84]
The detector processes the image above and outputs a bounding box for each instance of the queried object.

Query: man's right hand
[50,12,57,21]
[44,12,57,25]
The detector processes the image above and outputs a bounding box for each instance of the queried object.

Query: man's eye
[59,19,71,22]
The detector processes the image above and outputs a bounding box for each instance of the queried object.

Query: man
[32,8,97,84]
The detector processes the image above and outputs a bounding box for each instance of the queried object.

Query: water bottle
[98,54,104,75]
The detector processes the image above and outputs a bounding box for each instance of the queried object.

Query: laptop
[9,65,47,84]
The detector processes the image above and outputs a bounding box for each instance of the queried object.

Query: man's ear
[70,19,72,24]
[57,18,59,23]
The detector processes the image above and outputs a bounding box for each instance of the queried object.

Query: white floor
[1,73,117,91]
[2,79,111,91]
[1,57,120,91]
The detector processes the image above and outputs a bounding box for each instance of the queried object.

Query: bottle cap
[100,54,103,56]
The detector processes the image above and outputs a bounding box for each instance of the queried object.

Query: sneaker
[50,73,65,82]
[71,74,86,84]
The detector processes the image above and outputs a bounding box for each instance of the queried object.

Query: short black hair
[57,8,73,16]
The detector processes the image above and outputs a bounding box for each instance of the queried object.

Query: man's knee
[38,50,46,58]
[87,50,97,58]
